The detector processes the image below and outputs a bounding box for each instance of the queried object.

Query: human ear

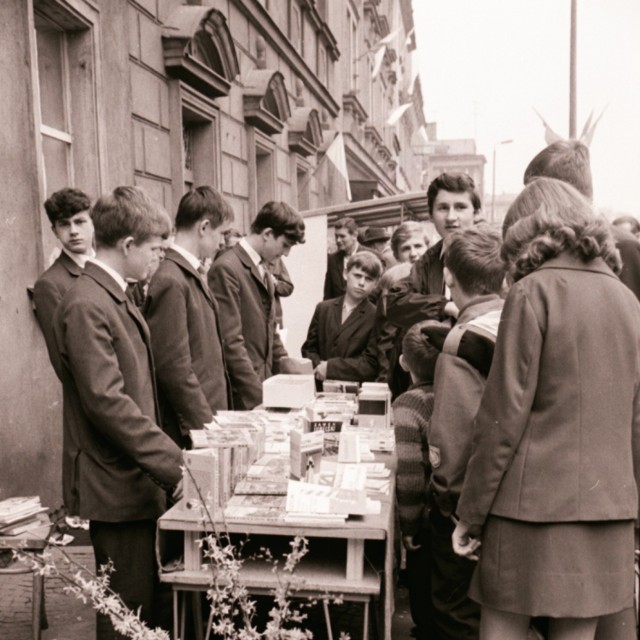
[399,354,410,372]
[443,266,455,289]
[121,236,135,255]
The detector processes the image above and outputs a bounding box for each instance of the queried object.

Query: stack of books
[0,496,48,536]
[185,424,265,510]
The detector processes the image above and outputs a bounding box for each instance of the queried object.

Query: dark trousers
[406,527,437,639]
[90,519,167,640]
[429,507,480,640]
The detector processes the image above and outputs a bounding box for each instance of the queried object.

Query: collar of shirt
[342,299,358,322]
[170,242,201,272]
[240,238,266,277]
[88,257,128,292]
[62,247,95,268]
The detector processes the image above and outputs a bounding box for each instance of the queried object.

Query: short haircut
[523,140,593,200]
[223,228,243,239]
[444,226,505,295]
[426,172,481,215]
[391,221,428,259]
[378,261,412,293]
[334,217,358,235]
[91,186,172,249]
[174,185,234,231]
[502,177,620,282]
[402,320,446,384]
[250,201,305,244]
[346,251,383,279]
[612,215,640,235]
[44,188,91,225]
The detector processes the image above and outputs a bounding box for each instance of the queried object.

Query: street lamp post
[491,139,513,223]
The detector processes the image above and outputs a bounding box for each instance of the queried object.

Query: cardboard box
[262,374,315,408]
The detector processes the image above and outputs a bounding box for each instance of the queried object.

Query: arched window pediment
[243,70,291,136]
[162,6,239,99]
[288,108,323,157]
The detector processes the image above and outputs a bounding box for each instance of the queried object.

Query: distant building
[415,124,486,199]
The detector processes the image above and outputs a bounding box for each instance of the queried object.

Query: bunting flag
[405,27,415,48]
[371,46,386,80]
[387,103,412,126]
[378,28,401,47]
[579,106,607,147]
[532,108,564,145]
[324,132,352,201]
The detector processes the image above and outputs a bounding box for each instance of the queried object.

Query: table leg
[345,539,364,581]
[32,571,43,640]
[173,590,179,640]
[322,599,334,640]
[184,531,201,571]
[362,599,370,640]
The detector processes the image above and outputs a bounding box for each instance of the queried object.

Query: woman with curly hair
[451,177,640,640]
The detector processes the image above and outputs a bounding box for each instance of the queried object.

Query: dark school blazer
[33,251,83,377]
[301,295,379,381]
[145,247,232,447]
[208,243,287,410]
[458,254,640,526]
[53,262,183,522]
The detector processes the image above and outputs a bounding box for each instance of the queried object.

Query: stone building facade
[1,0,424,506]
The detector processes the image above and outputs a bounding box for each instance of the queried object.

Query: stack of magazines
[0,496,48,536]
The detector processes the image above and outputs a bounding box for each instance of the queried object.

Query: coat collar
[164,247,215,305]
[234,244,270,292]
[535,252,618,281]
[83,262,150,341]
[58,250,84,277]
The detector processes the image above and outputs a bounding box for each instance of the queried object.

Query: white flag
[371,46,386,80]
[378,28,401,47]
[386,103,412,126]
[324,132,352,201]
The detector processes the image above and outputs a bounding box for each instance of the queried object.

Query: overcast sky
[412,0,640,215]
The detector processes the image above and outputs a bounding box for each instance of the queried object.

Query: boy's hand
[444,301,459,319]
[170,478,184,502]
[452,520,481,561]
[402,534,422,552]
[314,361,328,381]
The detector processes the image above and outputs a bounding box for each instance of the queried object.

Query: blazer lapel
[166,248,216,307]
[84,262,151,344]
[235,244,270,293]
[340,298,368,336]
[59,251,84,278]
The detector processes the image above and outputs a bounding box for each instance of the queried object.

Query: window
[290,2,303,55]
[346,8,358,91]
[35,13,73,197]
[32,2,101,263]
[296,164,310,211]
[168,83,220,212]
[318,45,328,86]
[254,133,275,209]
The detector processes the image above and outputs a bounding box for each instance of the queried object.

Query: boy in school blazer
[33,188,94,376]
[302,251,383,384]
[209,201,305,409]
[145,186,233,447]
[53,187,183,639]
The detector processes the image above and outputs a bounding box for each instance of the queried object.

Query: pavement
[0,545,414,639]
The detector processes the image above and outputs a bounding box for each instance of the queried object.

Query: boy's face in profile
[53,210,94,255]
[345,266,377,303]
[397,233,427,264]
[125,235,166,282]
[431,190,476,240]
[262,229,293,262]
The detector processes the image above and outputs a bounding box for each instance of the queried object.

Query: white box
[262,374,316,409]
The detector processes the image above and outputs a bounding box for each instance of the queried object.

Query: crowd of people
[31,138,640,640]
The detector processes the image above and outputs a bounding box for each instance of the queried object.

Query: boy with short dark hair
[145,186,234,448]
[33,187,94,376]
[209,201,305,409]
[394,319,448,640]
[302,251,382,384]
[426,225,505,640]
[53,186,183,638]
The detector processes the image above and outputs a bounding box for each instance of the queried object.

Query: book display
[158,382,397,639]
